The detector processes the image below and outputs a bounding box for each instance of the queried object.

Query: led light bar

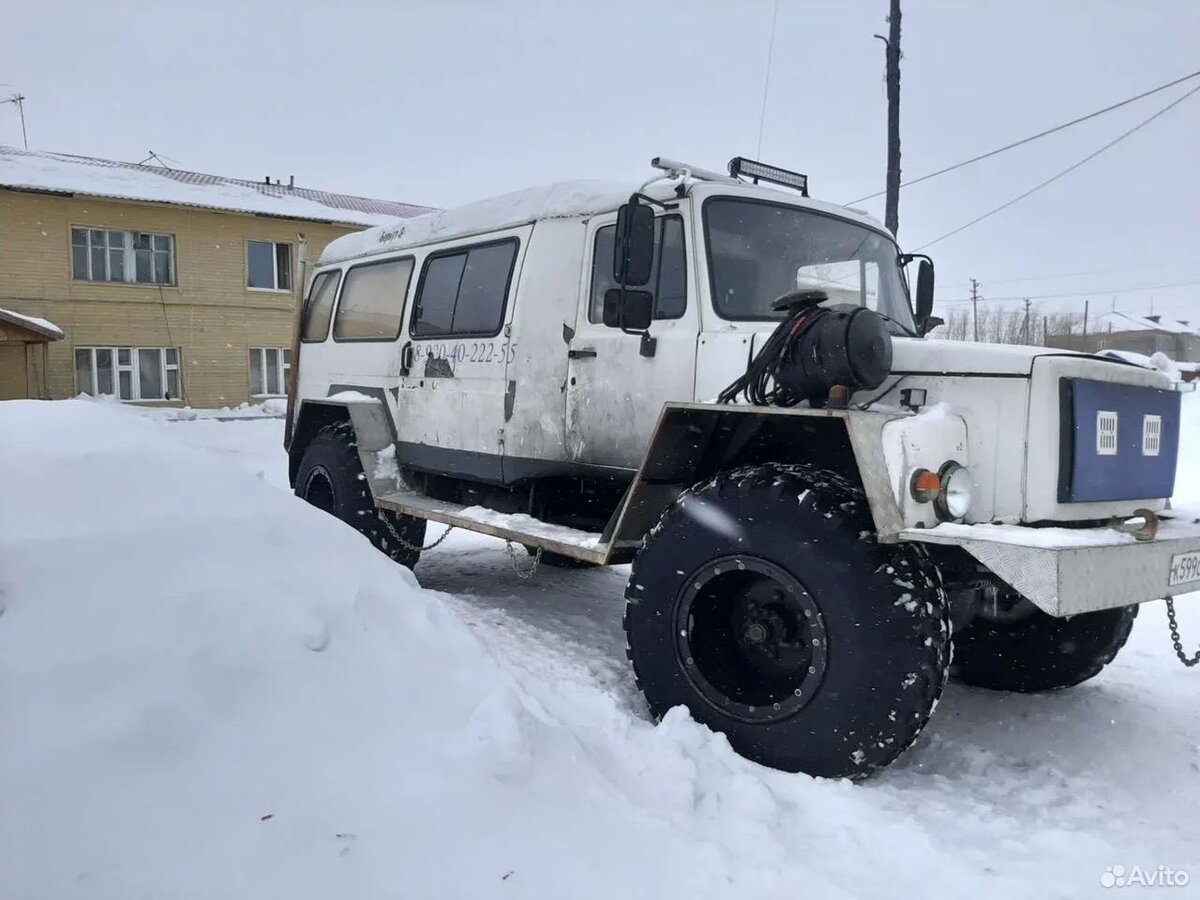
[728,156,809,196]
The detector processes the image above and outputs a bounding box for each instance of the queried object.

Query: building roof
[1093,311,1200,336]
[0,146,433,227]
[0,307,63,340]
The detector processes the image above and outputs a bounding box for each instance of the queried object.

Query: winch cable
[717,304,829,407]
[1165,597,1200,667]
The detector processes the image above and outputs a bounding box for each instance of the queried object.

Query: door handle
[400,341,415,376]
[568,348,598,359]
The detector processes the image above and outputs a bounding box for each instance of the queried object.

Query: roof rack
[650,157,741,185]
[649,155,809,196]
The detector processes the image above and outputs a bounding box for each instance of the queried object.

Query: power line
[936,278,1200,304]
[756,0,781,157]
[846,67,1200,205]
[913,81,1200,251]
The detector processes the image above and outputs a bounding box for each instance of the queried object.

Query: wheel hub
[674,555,828,724]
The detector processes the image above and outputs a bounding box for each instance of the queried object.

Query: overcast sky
[3,0,1197,320]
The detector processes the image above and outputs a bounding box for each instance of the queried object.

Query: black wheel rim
[302,466,336,515]
[674,555,828,724]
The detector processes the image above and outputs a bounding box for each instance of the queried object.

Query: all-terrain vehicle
[286,156,1198,778]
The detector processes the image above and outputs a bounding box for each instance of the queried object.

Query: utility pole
[970,278,981,341]
[874,0,902,236]
[1021,298,1031,345]
[2,93,28,149]
[1083,299,1089,335]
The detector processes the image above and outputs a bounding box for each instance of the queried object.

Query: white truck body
[289,170,1199,618]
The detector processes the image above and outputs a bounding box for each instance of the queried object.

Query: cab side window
[589,215,687,324]
[333,257,413,341]
[411,239,518,338]
[300,270,341,343]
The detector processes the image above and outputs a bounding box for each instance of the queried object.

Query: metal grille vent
[1142,414,1162,457]
[1096,410,1118,456]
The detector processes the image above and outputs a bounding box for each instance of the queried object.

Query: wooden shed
[0,307,63,400]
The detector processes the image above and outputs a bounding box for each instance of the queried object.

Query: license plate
[1168,551,1200,587]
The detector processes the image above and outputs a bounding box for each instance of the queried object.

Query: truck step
[375,490,611,565]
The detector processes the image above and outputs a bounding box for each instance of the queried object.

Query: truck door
[564,212,698,469]
[393,228,529,483]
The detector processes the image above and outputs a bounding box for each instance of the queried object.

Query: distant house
[0,146,430,406]
[1045,311,1200,363]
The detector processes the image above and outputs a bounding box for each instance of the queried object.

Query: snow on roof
[319,179,643,265]
[1093,311,1200,336]
[318,174,891,267]
[0,307,63,340]
[0,146,433,228]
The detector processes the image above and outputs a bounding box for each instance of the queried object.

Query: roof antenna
[139,150,173,169]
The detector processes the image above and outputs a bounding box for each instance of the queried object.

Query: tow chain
[379,512,456,553]
[1165,598,1200,667]
[504,541,542,582]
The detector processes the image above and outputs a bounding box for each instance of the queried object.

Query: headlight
[936,462,973,521]
[909,461,973,522]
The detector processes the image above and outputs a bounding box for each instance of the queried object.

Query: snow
[1092,311,1200,336]
[325,390,379,404]
[0,306,62,338]
[923,512,1200,549]
[318,173,890,268]
[1,394,1199,898]
[319,179,647,266]
[458,505,602,548]
[0,147,428,227]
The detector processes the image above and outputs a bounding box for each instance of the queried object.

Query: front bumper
[901,513,1200,616]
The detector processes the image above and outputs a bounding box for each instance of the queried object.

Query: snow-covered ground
[1,396,1198,899]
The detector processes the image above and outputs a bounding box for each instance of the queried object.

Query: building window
[75,347,180,401]
[71,228,174,285]
[411,239,517,338]
[247,240,292,291]
[249,347,291,396]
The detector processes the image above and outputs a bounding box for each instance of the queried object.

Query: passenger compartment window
[334,257,414,341]
[300,270,342,343]
[589,215,687,324]
[411,239,518,338]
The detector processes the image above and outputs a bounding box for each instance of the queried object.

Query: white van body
[289,164,1198,618]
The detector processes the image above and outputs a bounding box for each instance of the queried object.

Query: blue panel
[1059,378,1181,503]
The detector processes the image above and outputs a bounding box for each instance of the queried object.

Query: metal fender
[881,406,970,528]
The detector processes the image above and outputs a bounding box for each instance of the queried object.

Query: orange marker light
[910,469,941,502]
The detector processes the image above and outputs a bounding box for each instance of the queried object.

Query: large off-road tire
[294,424,427,570]
[624,464,951,779]
[952,602,1137,693]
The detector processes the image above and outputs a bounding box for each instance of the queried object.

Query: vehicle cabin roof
[317,177,889,267]
[0,146,433,228]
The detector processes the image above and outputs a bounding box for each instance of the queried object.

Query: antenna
[138,150,173,169]
[1,92,28,149]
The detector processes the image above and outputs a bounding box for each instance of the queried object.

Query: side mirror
[613,199,655,287]
[603,288,653,332]
[915,259,935,324]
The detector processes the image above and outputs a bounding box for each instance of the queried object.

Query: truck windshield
[703,197,916,334]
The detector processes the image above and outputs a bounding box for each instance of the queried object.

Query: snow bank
[2,397,1199,898]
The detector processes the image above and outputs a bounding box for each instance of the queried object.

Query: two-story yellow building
[0,146,429,406]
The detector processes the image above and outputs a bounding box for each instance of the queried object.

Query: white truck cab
[287,157,1199,779]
